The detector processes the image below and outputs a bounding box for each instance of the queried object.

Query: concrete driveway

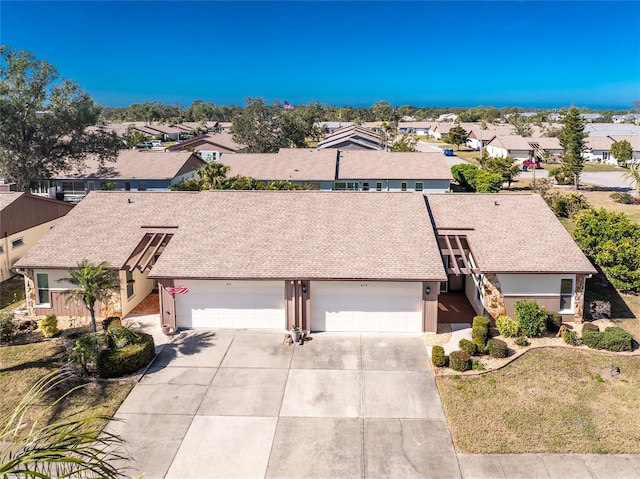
[108,331,459,479]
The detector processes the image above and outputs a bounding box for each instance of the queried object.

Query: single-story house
[0,188,74,282]
[398,122,431,135]
[466,130,496,151]
[612,114,640,124]
[315,122,354,134]
[167,132,246,161]
[137,124,189,142]
[16,191,595,333]
[485,135,534,160]
[317,125,385,150]
[218,149,452,192]
[429,124,452,140]
[583,135,640,165]
[31,151,206,201]
[524,137,563,162]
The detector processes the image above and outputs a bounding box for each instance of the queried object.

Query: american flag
[166,286,189,295]
[283,101,295,111]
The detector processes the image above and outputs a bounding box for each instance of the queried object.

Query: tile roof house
[31,150,206,201]
[16,191,595,333]
[0,190,74,282]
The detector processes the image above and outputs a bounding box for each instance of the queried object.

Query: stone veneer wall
[573,274,586,323]
[482,273,506,319]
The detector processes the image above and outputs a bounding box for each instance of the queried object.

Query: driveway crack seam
[360,334,366,479]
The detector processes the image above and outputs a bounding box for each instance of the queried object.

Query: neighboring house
[580,113,603,122]
[317,125,384,150]
[138,124,188,142]
[31,151,205,201]
[612,114,640,124]
[315,122,354,134]
[585,123,640,137]
[218,149,452,192]
[429,124,453,140]
[466,130,496,151]
[0,189,74,282]
[398,122,431,135]
[485,135,534,160]
[167,132,245,161]
[583,135,640,165]
[524,137,563,162]
[436,113,458,123]
[16,191,594,333]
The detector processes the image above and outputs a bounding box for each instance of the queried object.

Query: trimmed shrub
[458,338,478,356]
[0,311,15,343]
[106,324,139,349]
[599,327,633,352]
[496,315,519,338]
[472,316,491,349]
[514,300,547,337]
[581,330,602,349]
[97,332,155,379]
[471,359,484,371]
[582,322,600,333]
[610,192,635,205]
[449,350,471,372]
[563,330,579,346]
[475,170,503,193]
[487,338,508,358]
[451,164,478,191]
[102,316,122,332]
[547,192,590,219]
[546,312,563,333]
[515,335,529,347]
[39,314,59,338]
[432,345,448,367]
[72,332,106,374]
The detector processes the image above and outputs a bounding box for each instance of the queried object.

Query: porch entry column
[422,281,439,333]
[284,280,311,331]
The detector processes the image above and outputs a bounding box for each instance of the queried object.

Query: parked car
[443,149,454,156]
[136,141,153,149]
[522,158,542,170]
[150,140,162,147]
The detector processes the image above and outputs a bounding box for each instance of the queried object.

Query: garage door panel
[311,281,423,333]
[176,280,285,330]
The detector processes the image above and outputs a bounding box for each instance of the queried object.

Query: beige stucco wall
[1,218,61,282]
[119,268,154,317]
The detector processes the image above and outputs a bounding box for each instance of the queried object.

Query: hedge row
[97,332,155,378]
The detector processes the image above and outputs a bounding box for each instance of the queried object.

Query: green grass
[437,348,640,453]
[540,163,624,173]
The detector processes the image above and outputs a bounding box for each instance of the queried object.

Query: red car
[522,159,542,170]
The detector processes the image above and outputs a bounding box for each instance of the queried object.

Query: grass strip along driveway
[437,347,640,454]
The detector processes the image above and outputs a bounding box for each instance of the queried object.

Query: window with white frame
[36,273,49,305]
[560,278,574,311]
[126,270,135,299]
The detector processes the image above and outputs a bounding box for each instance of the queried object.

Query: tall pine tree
[558,106,587,189]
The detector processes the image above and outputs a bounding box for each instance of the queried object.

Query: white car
[150,140,162,147]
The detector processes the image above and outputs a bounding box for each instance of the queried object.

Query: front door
[447,256,465,291]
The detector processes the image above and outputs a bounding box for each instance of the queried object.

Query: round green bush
[581,330,602,349]
[562,330,579,346]
[487,338,508,358]
[431,345,448,367]
[39,314,59,338]
[514,300,548,337]
[598,327,633,352]
[458,338,478,356]
[449,350,471,372]
[472,316,491,349]
[496,315,519,338]
[514,335,529,347]
[97,332,155,378]
[0,312,16,343]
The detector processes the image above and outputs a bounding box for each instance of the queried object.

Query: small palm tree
[0,370,131,478]
[198,162,229,190]
[62,260,121,333]
[624,162,640,195]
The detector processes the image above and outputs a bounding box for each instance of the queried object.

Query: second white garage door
[175,280,285,330]
[311,281,423,333]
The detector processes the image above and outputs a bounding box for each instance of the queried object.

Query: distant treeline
[100,100,638,124]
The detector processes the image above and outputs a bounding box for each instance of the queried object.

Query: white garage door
[311,281,423,333]
[176,280,285,330]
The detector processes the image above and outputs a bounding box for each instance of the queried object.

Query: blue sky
[2,1,639,109]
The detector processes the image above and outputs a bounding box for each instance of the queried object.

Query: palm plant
[0,370,131,478]
[624,162,640,195]
[62,260,121,332]
[198,162,229,190]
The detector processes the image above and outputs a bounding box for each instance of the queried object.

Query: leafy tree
[370,100,396,122]
[231,97,321,153]
[198,162,230,190]
[0,370,130,477]
[507,112,533,136]
[168,177,203,191]
[558,106,587,189]
[124,125,148,149]
[448,126,469,150]
[451,164,479,191]
[474,170,503,193]
[0,46,121,191]
[482,156,520,188]
[391,134,417,152]
[128,101,161,123]
[623,163,640,195]
[611,140,633,166]
[267,180,302,190]
[62,261,121,333]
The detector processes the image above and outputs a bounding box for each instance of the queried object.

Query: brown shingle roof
[52,151,205,180]
[16,191,447,282]
[338,151,453,180]
[167,132,245,152]
[425,194,596,274]
[488,135,533,151]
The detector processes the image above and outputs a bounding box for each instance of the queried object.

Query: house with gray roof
[16,191,595,333]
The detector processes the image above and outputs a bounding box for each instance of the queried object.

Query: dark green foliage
[581,330,602,349]
[472,316,491,349]
[101,316,121,332]
[451,164,478,191]
[514,300,548,337]
[475,170,503,193]
[97,332,155,378]
[448,126,469,150]
[610,140,633,165]
[39,314,59,338]
[458,338,478,356]
[610,192,635,204]
[471,359,484,371]
[449,350,471,372]
[546,312,563,333]
[558,106,587,188]
[482,156,520,188]
[582,322,600,333]
[487,338,508,358]
[106,324,139,349]
[599,327,633,352]
[548,166,574,185]
[546,192,591,219]
[72,333,105,374]
[432,345,448,367]
[515,335,529,347]
[0,311,15,343]
[562,330,579,346]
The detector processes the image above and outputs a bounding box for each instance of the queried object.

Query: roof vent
[128,198,133,204]
[494,201,499,206]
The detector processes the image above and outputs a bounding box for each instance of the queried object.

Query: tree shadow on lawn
[585,271,636,320]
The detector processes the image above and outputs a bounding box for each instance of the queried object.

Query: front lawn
[437,348,640,454]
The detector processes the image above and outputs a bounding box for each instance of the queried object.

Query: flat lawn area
[437,348,640,454]
[580,189,640,225]
[541,163,624,173]
[0,340,133,429]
